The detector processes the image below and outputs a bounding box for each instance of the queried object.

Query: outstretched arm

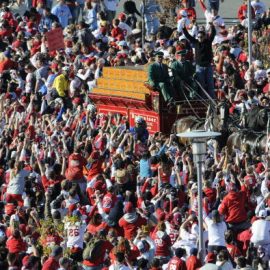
[198,0,207,12]
[183,26,197,44]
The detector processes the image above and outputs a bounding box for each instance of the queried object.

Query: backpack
[83,238,104,261]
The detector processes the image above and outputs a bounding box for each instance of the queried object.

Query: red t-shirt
[6,236,27,253]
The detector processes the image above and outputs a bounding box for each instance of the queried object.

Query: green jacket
[171,60,194,82]
[148,62,171,88]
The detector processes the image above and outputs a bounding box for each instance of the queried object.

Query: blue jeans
[145,15,160,36]
[196,65,215,99]
[207,0,220,11]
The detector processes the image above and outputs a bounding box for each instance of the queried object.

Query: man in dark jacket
[183,22,216,99]
[147,51,175,107]
[77,21,95,47]
[171,49,195,99]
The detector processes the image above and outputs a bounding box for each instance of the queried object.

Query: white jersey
[119,22,132,37]
[65,222,87,249]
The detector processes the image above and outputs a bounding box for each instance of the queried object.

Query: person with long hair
[204,209,227,254]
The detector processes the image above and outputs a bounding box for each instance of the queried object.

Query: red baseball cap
[118,12,126,21]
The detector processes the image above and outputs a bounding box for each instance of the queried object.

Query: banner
[45,28,65,52]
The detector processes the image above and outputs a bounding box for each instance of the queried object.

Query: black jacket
[183,25,216,67]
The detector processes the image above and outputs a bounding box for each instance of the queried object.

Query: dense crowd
[0,0,269,269]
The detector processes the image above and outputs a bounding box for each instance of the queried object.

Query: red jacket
[6,236,27,254]
[219,191,247,223]
[167,256,187,270]
[118,213,147,240]
[42,257,59,270]
[186,255,202,270]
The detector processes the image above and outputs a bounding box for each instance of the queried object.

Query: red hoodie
[118,213,147,240]
[219,191,247,223]
[186,255,202,270]
[65,153,87,181]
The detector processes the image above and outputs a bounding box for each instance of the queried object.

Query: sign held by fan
[45,28,65,52]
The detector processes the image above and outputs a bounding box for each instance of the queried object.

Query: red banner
[45,28,65,52]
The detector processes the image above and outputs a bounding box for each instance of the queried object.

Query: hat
[50,62,58,70]
[258,209,267,218]
[180,10,188,17]
[156,209,166,221]
[51,246,63,257]
[155,51,164,57]
[118,12,126,21]
[176,49,187,55]
[254,60,263,68]
[267,69,270,74]
[118,40,128,47]
[124,202,134,213]
[190,247,198,256]
[62,66,69,72]
[136,116,144,124]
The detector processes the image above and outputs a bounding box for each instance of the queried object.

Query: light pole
[177,130,221,263]
[247,0,252,64]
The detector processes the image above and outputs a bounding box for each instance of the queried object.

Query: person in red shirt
[0,50,18,73]
[42,246,63,270]
[218,182,249,232]
[151,221,172,263]
[118,202,147,240]
[167,248,187,270]
[6,229,27,254]
[186,248,202,270]
[111,19,124,41]
[237,0,255,22]
[65,148,87,181]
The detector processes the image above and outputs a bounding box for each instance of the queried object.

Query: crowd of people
[0,0,269,269]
